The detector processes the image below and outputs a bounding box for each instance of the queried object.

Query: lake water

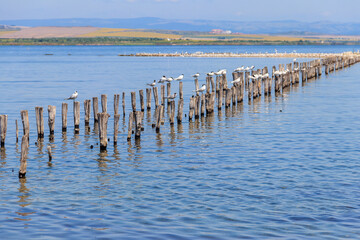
[0,45,360,239]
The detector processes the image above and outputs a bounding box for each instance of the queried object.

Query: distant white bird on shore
[166,77,174,82]
[175,74,184,81]
[192,73,200,78]
[193,84,206,93]
[164,93,177,99]
[147,80,156,87]
[159,76,167,83]
[65,91,78,100]
[231,77,241,84]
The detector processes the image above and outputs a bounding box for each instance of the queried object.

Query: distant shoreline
[119,52,359,58]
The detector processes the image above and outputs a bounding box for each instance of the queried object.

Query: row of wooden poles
[0,55,359,178]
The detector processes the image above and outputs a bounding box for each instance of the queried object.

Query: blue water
[0,45,360,239]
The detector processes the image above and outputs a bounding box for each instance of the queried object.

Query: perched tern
[159,76,167,83]
[166,77,174,82]
[147,80,156,87]
[175,74,184,81]
[250,66,255,70]
[231,78,241,84]
[234,66,244,72]
[164,93,177,99]
[207,71,215,76]
[193,84,206,93]
[65,91,78,100]
[192,73,200,78]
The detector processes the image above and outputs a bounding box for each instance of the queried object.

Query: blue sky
[0,0,358,22]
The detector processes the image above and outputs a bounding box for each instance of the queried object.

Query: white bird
[207,71,215,76]
[234,66,244,72]
[193,84,206,93]
[253,74,262,79]
[147,80,156,87]
[231,77,241,84]
[219,69,227,74]
[262,73,269,78]
[192,73,200,78]
[248,75,256,80]
[166,77,174,82]
[250,66,255,70]
[273,70,282,76]
[65,91,78,100]
[158,76,167,83]
[293,58,297,62]
[174,74,184,81]
[244,67,250,71]
[164,93,177,99]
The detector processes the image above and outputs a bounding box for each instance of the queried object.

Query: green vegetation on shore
[1,37,360,46]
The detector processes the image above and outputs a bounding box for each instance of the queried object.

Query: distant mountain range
[1,18,360,35]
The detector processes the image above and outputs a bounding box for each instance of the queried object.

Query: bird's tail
[64,98,69,100]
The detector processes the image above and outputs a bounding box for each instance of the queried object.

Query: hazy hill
[1,18,360,35]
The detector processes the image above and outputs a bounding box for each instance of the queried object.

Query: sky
[0,0,359,22]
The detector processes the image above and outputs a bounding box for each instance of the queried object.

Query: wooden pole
[84,99,91,126]
[169,101,176,125]
[194,78,199,93]
[139,90,145,111]
[35,107,44,138]
[201,94,205,116]
[153,87,159,108]
[114,94,120,115]
[134,111,142,139]
[19,134,29,178]
[179,82,183,99]
[156,105,163,133]
[194,95,200,119]
[93,97,99,122]
[161,85,165,106]
[101,94,107,113]
[122,92,126,117]
[15,119,18,143]
[177,98,184,123]
[97,112,110,151]
[167,83,171,105]
[127,112,134,140]
[189,97,195,120]
[210,76,215,92]
[62,103,68,132]
[47,105,56,135]
[131,92,136,112]
[114,114,120,144]
[0,115,7,147]
[206,77,211,94]
[146,88,152,110]
[73,101,80,133]
[20,110,29,137]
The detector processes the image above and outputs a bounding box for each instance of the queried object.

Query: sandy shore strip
[119,52,360,58]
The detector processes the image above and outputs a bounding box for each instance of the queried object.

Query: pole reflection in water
[15,178,34,222]
[155,133,163,148]
[169,125,176,145]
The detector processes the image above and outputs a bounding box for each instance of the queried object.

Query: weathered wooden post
[179,82,183,100]
[35,107,44,138]
[122,92,126,117]
[20,110,29,137]
[97,112,110,151]
[201,94,206,116]
[101,94,107,113]
[206,76,211,94]
[177,98,184,123]
[73,101,80,133]
[84,100,91,126]
[139,90,145,111]
[62,103,68,132]
[19,134,29,178]
[127,112,134,140]
[146,88,152,110]
[153,87,159,107]
[189,97,195,120]
[169,101,176,125]
[131,92,136,112]
[92,97,99,122]
[114,94,120,115]
[166,83,171,105]
[194,95,200,119]
[15,119,18,143]
[156,105,163,133]
[114,114,120,144]
[225,88,231,108]
[48,105,56,135]
[194,78,199,94]
[134,111,142,139]
[210,76,215,92]
[0,115,7,147]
